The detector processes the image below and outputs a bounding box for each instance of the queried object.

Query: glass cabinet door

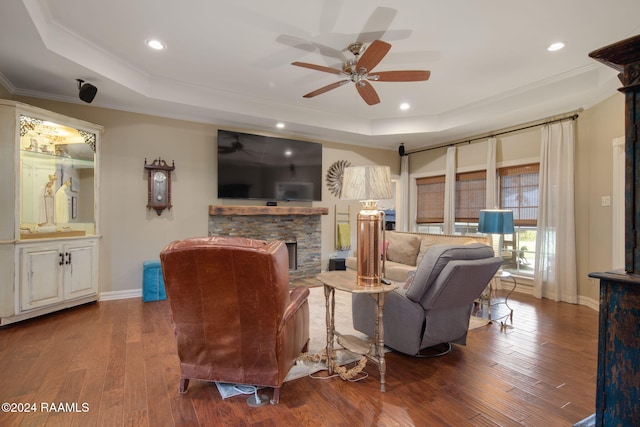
[19,115,96,239]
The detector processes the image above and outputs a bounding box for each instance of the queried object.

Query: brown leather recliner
[159,236,310,404]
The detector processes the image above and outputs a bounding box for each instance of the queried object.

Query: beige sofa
[345,231,491,282]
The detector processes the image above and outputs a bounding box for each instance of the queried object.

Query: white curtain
[533,121,577,303]
[485,137,497,209]
[444,146,456,234]
[399,154,410,232]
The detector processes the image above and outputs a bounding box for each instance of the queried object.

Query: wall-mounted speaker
[398,143,405,156]
[77,79,97,103]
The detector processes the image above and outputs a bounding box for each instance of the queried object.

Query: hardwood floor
[0,290,598,426]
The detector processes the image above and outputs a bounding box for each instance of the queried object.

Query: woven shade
[340,166,392,201]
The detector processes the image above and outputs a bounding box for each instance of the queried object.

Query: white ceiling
[1,0,639,151]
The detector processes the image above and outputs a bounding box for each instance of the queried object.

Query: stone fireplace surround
[208,205,328,280]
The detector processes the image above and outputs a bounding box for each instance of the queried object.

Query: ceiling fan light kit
[292,39,430,106]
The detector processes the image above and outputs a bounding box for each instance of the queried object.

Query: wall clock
[144,157,175,215]
[326,160,352,197]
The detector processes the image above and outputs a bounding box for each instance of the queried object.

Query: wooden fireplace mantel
[208,205,329,216]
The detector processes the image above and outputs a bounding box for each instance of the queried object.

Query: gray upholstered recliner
[352,243,502,356]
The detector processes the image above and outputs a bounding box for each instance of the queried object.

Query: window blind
[455,170,486,222]
[416,175,445,223]
[499,163,539,226]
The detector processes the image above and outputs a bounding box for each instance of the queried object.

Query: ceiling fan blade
[373,70,431,82]
[303,80,350,98]
[292,61,343,75]
[356,80,381,105]
[357,40,391,72]
[357,7,399,43]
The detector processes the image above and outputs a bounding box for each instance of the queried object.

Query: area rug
[468,315,490,330]
[285,286,489,382]
[218,284,491,397]
[284,286,367,382]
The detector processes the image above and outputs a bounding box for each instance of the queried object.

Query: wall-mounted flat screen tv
[217,129,323,201]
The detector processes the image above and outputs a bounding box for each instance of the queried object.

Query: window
[416,175,445,224]
[499,164,539,226]
[455,171,486,222]
[501,227,537,275]
[498,163,539,276]
[415,164,540,275]
[416,171,486,235]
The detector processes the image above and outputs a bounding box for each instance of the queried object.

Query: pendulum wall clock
[144,157,175,215]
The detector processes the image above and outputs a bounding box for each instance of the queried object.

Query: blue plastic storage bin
[143,260,166,302]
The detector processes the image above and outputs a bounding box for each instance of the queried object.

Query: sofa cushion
[417,234,491,265]
[385,231,421,266]
[405,243,495,303]
[345,257,415,282]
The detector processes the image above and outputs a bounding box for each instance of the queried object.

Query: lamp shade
[478,209,515,234]
[340,166,392,201]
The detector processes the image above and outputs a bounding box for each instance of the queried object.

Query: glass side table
[482,270,517,331]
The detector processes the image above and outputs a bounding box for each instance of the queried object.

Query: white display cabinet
[0,100,102,325]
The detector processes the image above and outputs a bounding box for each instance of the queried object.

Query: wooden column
[589,34,640,273]
[583,34,640,427]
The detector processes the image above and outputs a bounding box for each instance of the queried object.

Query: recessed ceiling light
[284,149,293,157]
[146,39,166,50]
[276,122,285,128]
[400,103,410,110]
[547,42,565,52]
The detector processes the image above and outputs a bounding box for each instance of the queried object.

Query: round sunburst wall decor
[326,160,352,197]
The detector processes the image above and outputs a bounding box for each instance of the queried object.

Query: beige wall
[2,88,625,303]
[575,94,624,301]
[4,95,398,293]
[407,93,625,304]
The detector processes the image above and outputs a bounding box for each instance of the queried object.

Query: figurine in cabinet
[55,180,70,224]
[39,173,57,226]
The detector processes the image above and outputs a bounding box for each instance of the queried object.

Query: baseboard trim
[577,296,599,311]
[496,277,599,312]
[98,282,601,311]
[99,289,141,301]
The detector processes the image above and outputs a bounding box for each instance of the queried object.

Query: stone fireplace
[208,205,328,280]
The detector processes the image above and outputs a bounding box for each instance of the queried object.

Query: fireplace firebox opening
[285,241,297,270]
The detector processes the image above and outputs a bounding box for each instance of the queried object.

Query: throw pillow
[385,232,421,266]
[381,239,390,260]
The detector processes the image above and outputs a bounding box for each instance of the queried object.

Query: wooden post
[584,34,640,427]
[589,34,640,273]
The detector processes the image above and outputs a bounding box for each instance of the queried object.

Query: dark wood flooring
[0,290,598,426]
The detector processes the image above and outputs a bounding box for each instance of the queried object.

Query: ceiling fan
[218,135,249,155]
[292,39,430,105]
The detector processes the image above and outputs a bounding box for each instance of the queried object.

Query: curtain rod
[406,112,580,156]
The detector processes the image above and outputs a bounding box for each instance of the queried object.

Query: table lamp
[478,209,515,268]
[341,165,392,286]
